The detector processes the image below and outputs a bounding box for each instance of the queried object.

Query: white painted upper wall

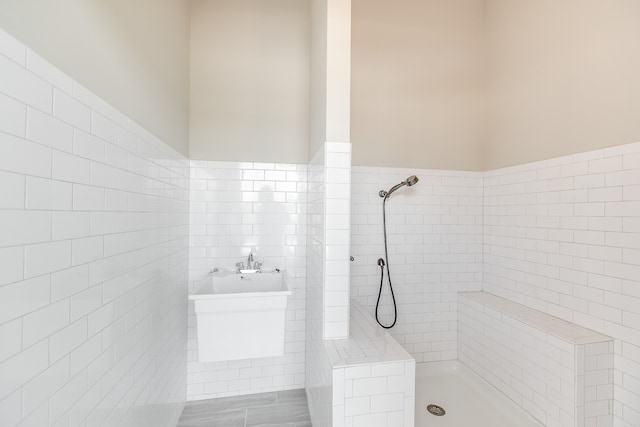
[352,0,640,171]
[309,0,328,156]
[0,0,191,156]
[351,0,486,171]
[189,0,310,163]
[325,0,352,145]
[485,0,640,170]
[5,0,637,169]
[309,0,352,157]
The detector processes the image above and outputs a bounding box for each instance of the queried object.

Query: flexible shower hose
[375,195,398,329]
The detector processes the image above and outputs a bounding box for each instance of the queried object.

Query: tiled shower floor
[177,389,312,427]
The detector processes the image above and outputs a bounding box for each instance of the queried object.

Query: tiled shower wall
[0,29,189,427]
[306,144,333,427]
[483,142,640,427]
[350,167,483,362]
[322,142,352,340]
[187,161,307,400]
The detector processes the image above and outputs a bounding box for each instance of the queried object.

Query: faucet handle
[236,262,244,269]
[254,262,262,270]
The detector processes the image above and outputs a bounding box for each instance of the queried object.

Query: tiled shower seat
[325,301,416,427]
[459,291,613,427]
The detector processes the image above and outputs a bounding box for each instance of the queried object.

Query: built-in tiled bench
[325,302,415,427]
[459,291,613,427]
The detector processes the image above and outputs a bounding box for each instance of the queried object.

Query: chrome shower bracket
[378,190,388,198]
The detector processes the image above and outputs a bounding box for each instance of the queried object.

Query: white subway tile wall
[334,360,415,427]
[459,292,613,427]
[483,142,640,427]
[323,142,352,339]
[579,341,615,427]
[350,166,483,362]
[305,144,335,427]
[0,29,188,427]
[187,160,307,400]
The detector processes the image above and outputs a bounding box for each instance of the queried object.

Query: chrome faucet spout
[247,252,254,270]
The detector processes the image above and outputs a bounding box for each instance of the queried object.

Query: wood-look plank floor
[177,389,312,427]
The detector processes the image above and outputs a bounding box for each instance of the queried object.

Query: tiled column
[323,142,351,339]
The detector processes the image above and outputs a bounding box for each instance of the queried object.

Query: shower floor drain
[427,404,446,416]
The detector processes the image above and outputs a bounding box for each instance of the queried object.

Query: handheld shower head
[375,174,419,329]
[405,175,419,186]
[379,175,420,198]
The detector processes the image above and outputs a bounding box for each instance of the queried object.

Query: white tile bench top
[460,291,612,344]
[325,301,414,368]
